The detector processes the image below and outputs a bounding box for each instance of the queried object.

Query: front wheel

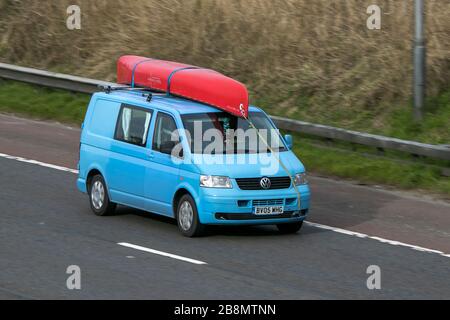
[176,194,205,237]
[277,221,303,234]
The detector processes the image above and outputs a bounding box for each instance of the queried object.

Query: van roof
[94,90,261,115]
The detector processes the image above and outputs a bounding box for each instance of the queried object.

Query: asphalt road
[0,114,449,299]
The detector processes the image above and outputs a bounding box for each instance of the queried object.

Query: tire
[176,194,205,237]
[277,221,303,234]
[88,174,116,216]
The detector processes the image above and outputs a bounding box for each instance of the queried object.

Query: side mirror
[284,134,293,149]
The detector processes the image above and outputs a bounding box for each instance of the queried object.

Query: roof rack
[98,84,149,94]
[98,84,168,102]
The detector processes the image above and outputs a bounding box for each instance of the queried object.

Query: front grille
[235,177,291,190]
[252,199,284,206]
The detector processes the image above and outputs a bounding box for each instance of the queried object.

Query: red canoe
[117,55,249,118]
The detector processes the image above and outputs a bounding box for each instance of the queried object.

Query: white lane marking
[305,222,450,258]
[1,152,449,259]
[118,242,207,265]
[0,153,78,174]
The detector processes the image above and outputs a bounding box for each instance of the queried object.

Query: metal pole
[413,0,425,121]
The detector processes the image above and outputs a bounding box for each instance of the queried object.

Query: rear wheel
[176,194,205,237]
[89,175,116,216]
[277,221,303,234]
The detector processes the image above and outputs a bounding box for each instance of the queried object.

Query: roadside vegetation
[0,80,448,198]
[0,0,449,144]
[0,80,89,125]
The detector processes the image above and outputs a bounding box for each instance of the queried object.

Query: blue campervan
[77,89,310,237]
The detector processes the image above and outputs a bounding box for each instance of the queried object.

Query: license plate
[254,206,284,215]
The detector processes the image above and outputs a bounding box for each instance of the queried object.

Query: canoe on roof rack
[117,55,249,118]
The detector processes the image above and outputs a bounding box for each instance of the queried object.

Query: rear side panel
[77,95,121,192]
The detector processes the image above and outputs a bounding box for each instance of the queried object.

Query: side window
[114,105,152,147]
[152,112,178,155]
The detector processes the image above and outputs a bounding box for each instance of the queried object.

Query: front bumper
[197,184,310,225]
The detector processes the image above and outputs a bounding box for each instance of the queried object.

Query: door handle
[148,152,155,159]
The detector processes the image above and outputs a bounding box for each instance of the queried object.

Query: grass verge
[0,80,90,125]
[0,80,448,198]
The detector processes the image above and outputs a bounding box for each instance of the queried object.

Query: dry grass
[0,0,449,127]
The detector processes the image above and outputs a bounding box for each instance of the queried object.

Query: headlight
[293,173,308,186]
[200,175,233,189]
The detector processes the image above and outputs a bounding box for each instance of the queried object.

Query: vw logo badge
[260,177,271,190]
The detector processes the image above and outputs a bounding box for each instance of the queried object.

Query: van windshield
[181,112,287,154]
